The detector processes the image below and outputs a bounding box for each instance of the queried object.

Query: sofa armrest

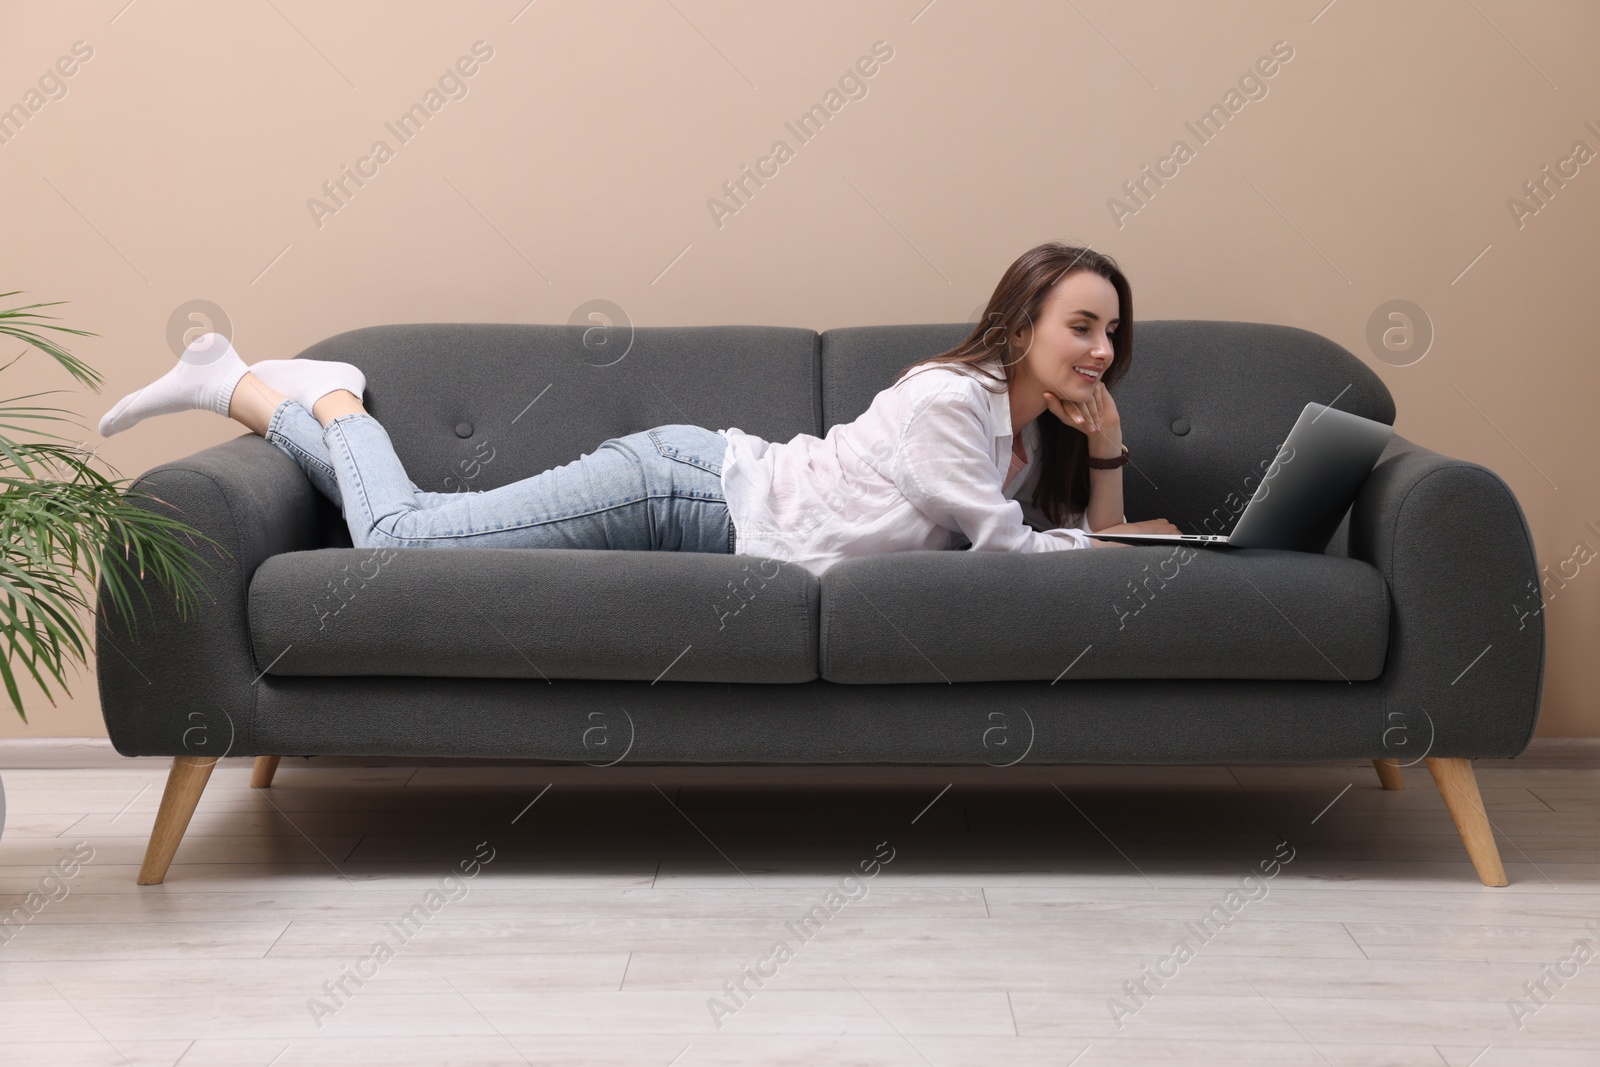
[1348,432,1546,757]
[95,434,329,757]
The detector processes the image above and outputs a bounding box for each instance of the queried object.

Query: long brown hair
[892,242,1134,528]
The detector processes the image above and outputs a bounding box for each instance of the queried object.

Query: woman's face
[1011,270,1120,401]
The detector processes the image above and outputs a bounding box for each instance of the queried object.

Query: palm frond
[0,292,101,390]
[0,295,220,720]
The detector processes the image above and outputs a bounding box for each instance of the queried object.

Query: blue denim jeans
[263,399,736,553]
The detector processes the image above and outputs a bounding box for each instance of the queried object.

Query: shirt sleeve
[893,385,1093,553]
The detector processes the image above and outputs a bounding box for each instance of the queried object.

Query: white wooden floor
[2,754,1599,1066]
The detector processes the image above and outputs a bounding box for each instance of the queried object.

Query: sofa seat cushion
[819,547,1388,684]
[249,548,819,683]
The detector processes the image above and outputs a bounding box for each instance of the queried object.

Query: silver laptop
[1087,402,1394,553]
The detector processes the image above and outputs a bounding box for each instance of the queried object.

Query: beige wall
[1,0,1595,738]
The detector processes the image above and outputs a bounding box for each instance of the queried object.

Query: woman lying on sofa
[97,241,1178,577]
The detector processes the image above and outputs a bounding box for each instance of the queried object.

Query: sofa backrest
[820,319,1395,537]
[297,318,1393,543]
[295,323,822,492]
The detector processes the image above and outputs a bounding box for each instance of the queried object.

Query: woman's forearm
[1085,464,1124,533]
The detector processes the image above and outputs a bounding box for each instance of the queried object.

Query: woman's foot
[248,358,366,417]
[97,333,249,437]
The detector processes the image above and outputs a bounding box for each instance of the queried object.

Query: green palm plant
[0,292,223,722]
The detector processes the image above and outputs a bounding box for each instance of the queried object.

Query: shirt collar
[978,357,1015,442]
[982,362,1036,475]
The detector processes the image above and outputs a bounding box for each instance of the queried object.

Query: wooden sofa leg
[1372,758,1404,790]
[1426,757,1509,887]
[251,755,282,788]
[138,756,218,885]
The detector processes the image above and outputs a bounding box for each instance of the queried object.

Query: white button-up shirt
[717,359,1109,577]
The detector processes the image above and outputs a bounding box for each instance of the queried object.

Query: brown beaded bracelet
[1087,444,1130,470]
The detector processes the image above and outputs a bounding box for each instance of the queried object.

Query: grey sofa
[95,319,1545,886]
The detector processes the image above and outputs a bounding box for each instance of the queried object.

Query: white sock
[248,359,366,413]
[97,333,249,437]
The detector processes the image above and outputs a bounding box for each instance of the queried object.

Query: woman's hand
[1088,518,1181,547]
[1044,381,1122,455]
